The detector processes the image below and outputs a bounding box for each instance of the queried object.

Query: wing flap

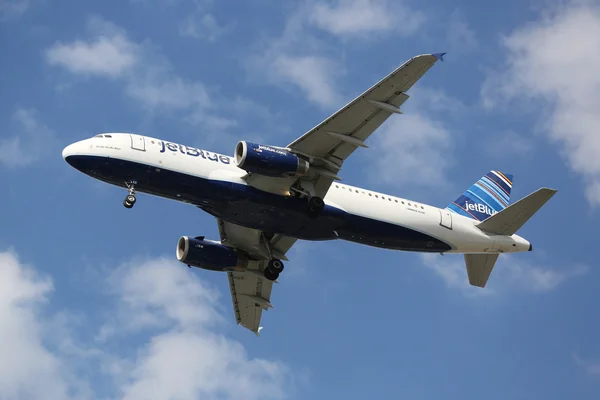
[218,218,297,334]
[464,253,499,288]
[228,269,273,335]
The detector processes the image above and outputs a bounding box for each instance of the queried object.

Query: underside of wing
[218,219,297,335]
[287,53,444,166]
[227,269,273,335]
[286,53,444,198]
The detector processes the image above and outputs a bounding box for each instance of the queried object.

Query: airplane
[62,53,557,335]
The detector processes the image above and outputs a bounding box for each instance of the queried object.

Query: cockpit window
[94,134,103,138]
[94,134,113,138]
[104,134,112,138]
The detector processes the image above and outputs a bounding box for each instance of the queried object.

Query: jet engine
[176,236,248,271]
[234,141,310,178]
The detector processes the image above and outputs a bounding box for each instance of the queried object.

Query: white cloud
[121,330,287,400]
[46,35,138,78]
[505,259,588,292]
[484,130,534,158]
[0,108,55,168]
[481,1,600,206]
[0,0,29,19]
[180,13,232,41]
[363,84,466,191]
[272,55,342,108]
[107,257,289,400]
[247,1,427,109]
[308,0,425,37]
[45,16,235,132]
[369,113,454,189]
[421,253,588,295]
[126,74,211,110]
[573,353,600,377]
[0,250,292,399]
[247,7,345,109]
[0,250,77,399]
[445,9,478,55]
[420,253,493,296]
[100,256,224,336]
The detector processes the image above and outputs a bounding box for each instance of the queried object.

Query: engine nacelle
[176,236,248,272]
[234,141,310,178]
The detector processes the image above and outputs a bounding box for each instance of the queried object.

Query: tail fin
[446,171,514,221]
[464,187,557,288]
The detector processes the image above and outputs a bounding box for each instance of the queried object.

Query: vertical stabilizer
[446,171,513,221]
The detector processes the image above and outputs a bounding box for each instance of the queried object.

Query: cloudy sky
[1,0,599,398]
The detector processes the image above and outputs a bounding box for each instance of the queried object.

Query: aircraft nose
[62,140,89,168]
[62,143,76,160]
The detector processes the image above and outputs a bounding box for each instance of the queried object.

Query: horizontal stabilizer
[476,188,557,236]
[465,253,499,288]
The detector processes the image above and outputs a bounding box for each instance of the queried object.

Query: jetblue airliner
[62,53,557,335]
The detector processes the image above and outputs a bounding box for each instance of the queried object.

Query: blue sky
[1,0,599,398]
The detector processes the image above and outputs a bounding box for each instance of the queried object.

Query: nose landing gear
[123,181,137,209]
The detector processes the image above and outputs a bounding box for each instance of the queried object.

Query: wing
[287,53,445,197]
[217,218,297,335]
[244,53,445,198]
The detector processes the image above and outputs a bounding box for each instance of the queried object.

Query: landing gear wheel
[268,259,284,273]
[263,259,284,281]
[307,196,325,218]
[123,194,136,208]
[123,181,137,209]
[264,267,279,281]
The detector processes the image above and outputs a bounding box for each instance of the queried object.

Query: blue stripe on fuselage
[64,155,452,252]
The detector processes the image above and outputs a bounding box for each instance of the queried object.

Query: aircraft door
[439,209,453,229]
[130,134,145,151]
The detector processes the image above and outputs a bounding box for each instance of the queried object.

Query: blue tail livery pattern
[446,171,513,221]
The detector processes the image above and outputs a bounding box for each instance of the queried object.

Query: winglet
[432,52,446,62]
[256,326,264,336]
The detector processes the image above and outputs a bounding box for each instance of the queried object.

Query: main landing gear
[290,184,325,218]
[261,233,285,281]
[264,259,284,281]
[123,181,137,209]
[307,196,325,218]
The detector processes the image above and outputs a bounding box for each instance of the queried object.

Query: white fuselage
[62,133,531,255]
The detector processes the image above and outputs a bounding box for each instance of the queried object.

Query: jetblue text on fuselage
[464,201,497,216]
[159,140,231,164]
